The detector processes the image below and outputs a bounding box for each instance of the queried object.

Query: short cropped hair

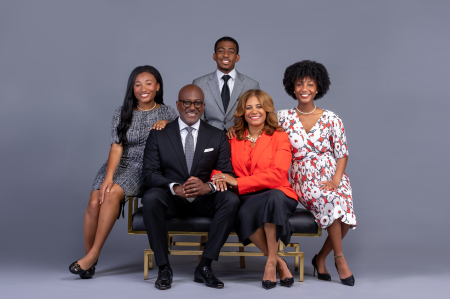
[233,89,282,141]
[283,60,331,100]
[214,36,239,54]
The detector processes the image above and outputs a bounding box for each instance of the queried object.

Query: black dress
[234,141,298,246]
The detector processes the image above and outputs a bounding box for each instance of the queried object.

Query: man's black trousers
[141,188,240,267]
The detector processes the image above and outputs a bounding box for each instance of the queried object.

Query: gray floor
[2,255,445,299]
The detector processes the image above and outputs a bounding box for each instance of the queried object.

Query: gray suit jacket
[192,70,260,130]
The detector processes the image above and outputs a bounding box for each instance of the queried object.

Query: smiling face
[244,96,266,129]
[213,41,240,73]
[177,85,205,126]
[134,72,160,104]
[294,77,318,104]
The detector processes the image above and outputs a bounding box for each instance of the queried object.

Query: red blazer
[230,130,298,201]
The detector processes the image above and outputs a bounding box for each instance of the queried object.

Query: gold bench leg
[168,235,173,252]
[144,251,149,280]
[144,244,154,280]
[295,244,299,272]
[239,246,245,268]
[149,244,154,270]
[299,253,304,282]
[149,252,153,269]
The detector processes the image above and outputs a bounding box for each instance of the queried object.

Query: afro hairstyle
[283,60,330,100]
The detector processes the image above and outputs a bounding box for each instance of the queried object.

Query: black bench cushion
[132,208,318,235]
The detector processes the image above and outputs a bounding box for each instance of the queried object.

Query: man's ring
[222,175,225,178]
[193,188,196,192]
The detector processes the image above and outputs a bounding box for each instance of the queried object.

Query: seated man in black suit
[142,84,239,290]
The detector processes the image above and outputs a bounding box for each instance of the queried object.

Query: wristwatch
[207,182,217,194]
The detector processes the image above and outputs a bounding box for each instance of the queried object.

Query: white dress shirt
[169,118,201,198]
[177,117,200,152]
[216,68,236,95]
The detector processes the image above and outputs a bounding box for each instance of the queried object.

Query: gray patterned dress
[91,105,177,199]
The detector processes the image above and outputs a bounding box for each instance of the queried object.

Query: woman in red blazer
[212,90,298,289]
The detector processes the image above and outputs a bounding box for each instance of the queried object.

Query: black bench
[127,197,321,281]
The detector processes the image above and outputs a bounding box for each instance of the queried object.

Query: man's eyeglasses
[179,100,204,109]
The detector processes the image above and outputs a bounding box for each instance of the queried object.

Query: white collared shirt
[216,68,236,95]
[169,118,201,197]
[178,117,200,151]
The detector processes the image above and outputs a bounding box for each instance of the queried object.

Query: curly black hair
[283,60,330,100]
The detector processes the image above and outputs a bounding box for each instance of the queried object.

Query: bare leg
[324,219,352,279]
[248,226,293,280]
[83,190,101,254]
[316,220,350,274]
[77,185,124,270]
[248,227,268,254]
[263,223,280,282]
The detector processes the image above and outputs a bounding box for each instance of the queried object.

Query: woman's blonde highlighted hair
[233,89,282,141]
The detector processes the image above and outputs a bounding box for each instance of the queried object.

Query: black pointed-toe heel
[262,280,277,290]
[334,254,355,286]
[279,259,294,287]
[312,255,331,281]
[262,261,277,290]
[79,261,98,279]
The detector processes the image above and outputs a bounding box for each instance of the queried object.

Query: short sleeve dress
[91,105,177,199]
[277,109,357,229]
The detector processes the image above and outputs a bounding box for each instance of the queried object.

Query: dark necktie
[184,127,194,174]
[221,75,231,112]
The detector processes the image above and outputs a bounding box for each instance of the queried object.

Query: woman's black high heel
[262,280,277,290]
[334,254,355,286]
[312,255,331,281]
[79,261,98,279]
[278,259,294,287]
[262,261,277,290]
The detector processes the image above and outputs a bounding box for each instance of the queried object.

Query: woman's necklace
[137,101,157,111]
[247,131,263,143]
[295,105,316,115]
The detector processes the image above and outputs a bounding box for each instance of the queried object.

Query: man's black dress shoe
[194,266,224,288]
[155,265,173,290]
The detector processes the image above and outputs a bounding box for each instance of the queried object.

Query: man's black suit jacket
[143,118,235,192]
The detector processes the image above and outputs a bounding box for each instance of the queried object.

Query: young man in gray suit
[192,36,260,132]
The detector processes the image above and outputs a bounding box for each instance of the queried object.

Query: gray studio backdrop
[1,0,449,276]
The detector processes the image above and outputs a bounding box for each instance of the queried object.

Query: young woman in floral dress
[278,60,356,286]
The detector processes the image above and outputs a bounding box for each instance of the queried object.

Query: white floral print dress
[278,109,357,229]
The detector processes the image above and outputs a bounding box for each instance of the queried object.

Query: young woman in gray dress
[69,65,177,278]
